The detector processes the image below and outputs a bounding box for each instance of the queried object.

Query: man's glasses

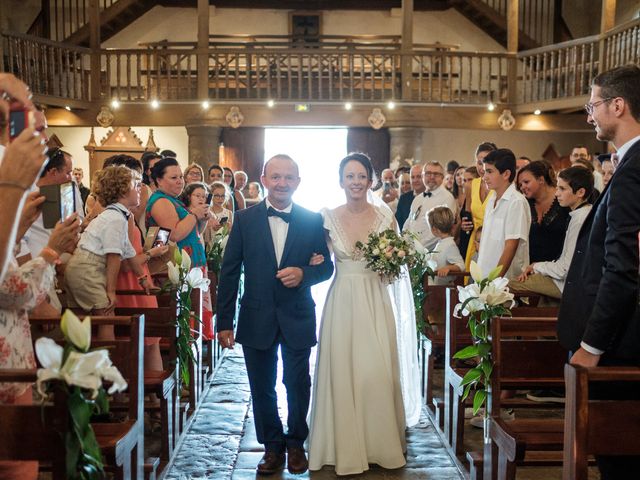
[584,97,614,115]
[423,171,443,177]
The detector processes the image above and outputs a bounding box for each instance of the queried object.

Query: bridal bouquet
[35,310,128,479]
[453,261,515,415]
[354,229,431,283]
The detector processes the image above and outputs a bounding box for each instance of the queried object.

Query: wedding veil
[368,191,423,427]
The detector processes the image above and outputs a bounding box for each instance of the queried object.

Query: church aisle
[166,347,463,479]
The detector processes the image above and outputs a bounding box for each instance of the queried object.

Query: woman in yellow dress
[462,142,497,269]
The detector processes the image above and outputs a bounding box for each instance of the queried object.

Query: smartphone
[219,217,228,225]
[206,193,213,205]
[152,227,172,248]
[40,182,76,229]
[9,106,34,141]
[383,182,391,193]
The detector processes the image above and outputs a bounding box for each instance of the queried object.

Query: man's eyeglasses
[423,171,443,177]
[584,97,614,115]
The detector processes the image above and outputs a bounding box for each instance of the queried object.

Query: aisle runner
[166,347,462,479]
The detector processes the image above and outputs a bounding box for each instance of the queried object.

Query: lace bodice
[321,206,394,264]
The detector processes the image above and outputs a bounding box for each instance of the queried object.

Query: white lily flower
[479,277,515,308]
[454,283,484,316]
[60,310,91,352]
[100,365,128,395]
[470,261,484,284]
[186,268,211,290]
[181,250,192,271]
[167,261,181,285]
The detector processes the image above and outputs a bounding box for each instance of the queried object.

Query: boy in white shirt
[476,149,531,280]
[427,206,466,286]
[509,166,593,299]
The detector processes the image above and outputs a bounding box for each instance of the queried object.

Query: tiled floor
[165,347,464,480]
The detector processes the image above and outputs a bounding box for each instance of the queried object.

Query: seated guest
[64,166,142,339]
[427,206,465,286]
[146,157,214,340]
[517,160,570,263]
[510,166,593,300]
[184,163,205,185]
[203,181,233,246]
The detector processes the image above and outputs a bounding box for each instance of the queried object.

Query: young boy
[509,166,593,299]
[427,206,466,286]
[477,149,531,280]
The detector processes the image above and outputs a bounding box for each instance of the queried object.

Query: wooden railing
[47,0,119,42]
[518,18,640,104]
[479,0,555,46]
[3,32,91,102]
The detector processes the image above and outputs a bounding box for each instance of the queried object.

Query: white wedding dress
[308,205,421,475]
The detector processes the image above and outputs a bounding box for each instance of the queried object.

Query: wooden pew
[563,364,640,480]
[21,314,145,480]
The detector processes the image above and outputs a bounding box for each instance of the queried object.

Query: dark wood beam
[158,0,451,11]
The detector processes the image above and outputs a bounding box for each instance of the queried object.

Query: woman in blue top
[146,157,214,338]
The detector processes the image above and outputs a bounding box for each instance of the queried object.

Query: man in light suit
[558,65,640,479]
[216,154,333,475]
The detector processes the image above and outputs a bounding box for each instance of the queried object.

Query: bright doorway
[263,127,348,212]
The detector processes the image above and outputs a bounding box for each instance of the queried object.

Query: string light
[534,109,541,115]
[267,99,275,108]
[487,102,496,112]
[387,101,396,109]
[64,105,71,111]
[202,100,210,110]
[150,100,160,109]
[111,99,120,109]
[345,102,352,110]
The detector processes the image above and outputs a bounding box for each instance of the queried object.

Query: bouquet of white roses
[354,229,430,283]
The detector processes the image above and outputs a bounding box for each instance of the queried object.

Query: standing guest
[208,164,224,184]
[599,154,615,187]
[146,157,214,340]
[184,163,205,185]
[461,142,497,270]
[223,166,246,211]
[443,172,455,192]
[516,160,570,263]
[245,181,264,206]
[570,145,604,191]
[204,181,233,246]
[395,164,426,230]
[451,166,467,213]
[516,156,531,173]
[558,65,640,478]
[446,160,460,175]
[73,167,90,206]
[397,172,411,195]
[141,151,162,191]
[375,168,399,212]
[457,166,479,258]
[234,170,248,193]
[510,166,593,300]
[403,162,457,251]
[477,148,530,280]
[160,149,177,159]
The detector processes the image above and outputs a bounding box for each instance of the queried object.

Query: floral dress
[0,257,55,403]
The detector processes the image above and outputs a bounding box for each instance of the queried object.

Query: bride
[308,153,421,475]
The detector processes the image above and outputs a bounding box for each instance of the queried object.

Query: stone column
[389,127,423,169]
[186,125,222,170]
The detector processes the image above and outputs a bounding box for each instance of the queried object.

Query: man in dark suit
[395,163,425,229]
[216,154,333,475]
[558,65,640,479]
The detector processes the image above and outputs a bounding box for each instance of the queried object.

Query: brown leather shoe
[287,447,309,474]
[256,451,285,475]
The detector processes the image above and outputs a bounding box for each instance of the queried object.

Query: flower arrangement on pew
[355,229,431,283]
[410,248,438,335]
[35,310,128,480]
[453,261,515,415]
[205,223,230,275]
[166,248,211,386]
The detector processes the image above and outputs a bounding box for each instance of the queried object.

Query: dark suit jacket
[395,191,417,230]
[558,139,640,361]
[216,201,333,350]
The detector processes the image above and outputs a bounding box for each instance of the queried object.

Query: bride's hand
[308,252,324,266]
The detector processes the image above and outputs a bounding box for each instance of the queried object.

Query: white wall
[418,128,602,166]
[104,6,504,52]
[45,126,189,185]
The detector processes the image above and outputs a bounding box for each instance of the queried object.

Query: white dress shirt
[402,184,457,250]
[533,204,591,292]
[266,199,291,266]
[477,183,531,280]
[76,203,136,259]
[429,236,466,286]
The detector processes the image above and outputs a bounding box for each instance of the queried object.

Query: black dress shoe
[256,451,286,475]
[287,447,309,474]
